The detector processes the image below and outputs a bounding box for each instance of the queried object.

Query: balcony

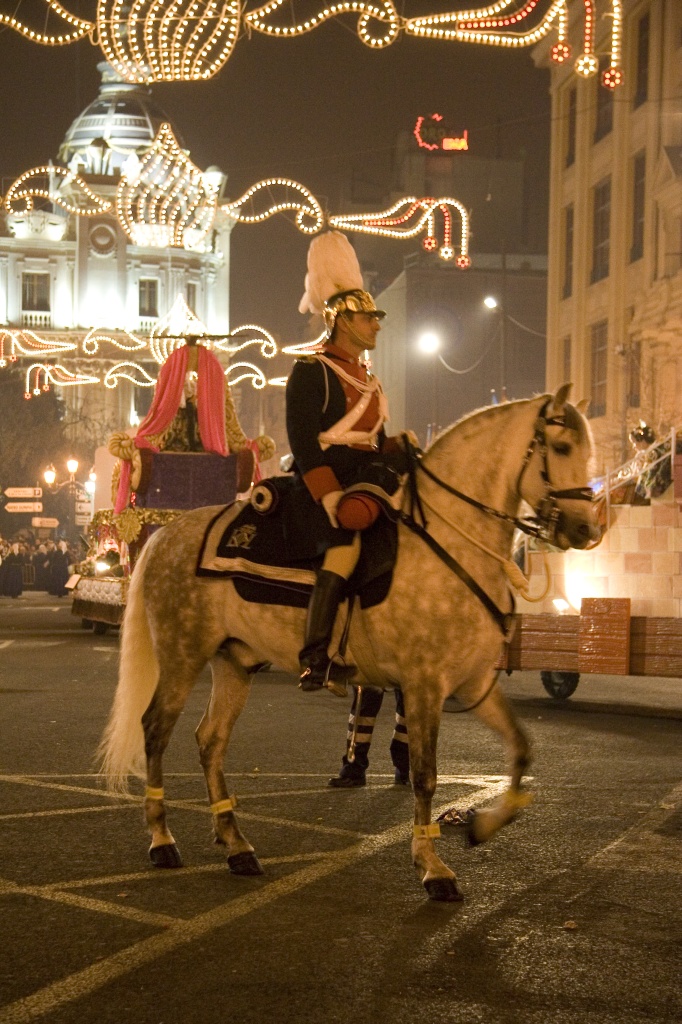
[21,311,52,329]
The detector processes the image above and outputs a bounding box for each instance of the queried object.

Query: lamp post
[43,458,83,542]
[417,331,441,444]
[484,295,506,400]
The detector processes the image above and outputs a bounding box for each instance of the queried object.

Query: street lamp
[483,295,506,399]
[42,459,83,542]
[417,331,442,444]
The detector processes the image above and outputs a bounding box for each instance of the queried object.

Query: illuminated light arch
[213,324,278,359]
[116,124,219,248]
[82,328,148,356]
[148,294,214,363]
[281,332,327,355]
[243,0,400,48]
[329,197,470,264]
[103,362,158,388]
[97,0,240,83]
[0,1,625,87]
[222,179,324,235]
[0,329,77,365]
[0,1,93,45]
[225,362,268,389]
[4,165,112,216]
[24,363,100,398]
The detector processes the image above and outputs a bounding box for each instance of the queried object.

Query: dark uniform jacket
[285,345,405,552]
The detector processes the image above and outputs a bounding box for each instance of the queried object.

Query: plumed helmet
[299,230,385,337]
[322,288,386,336]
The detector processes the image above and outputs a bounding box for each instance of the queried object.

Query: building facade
[0,63,234,448]
[536,0,682,470]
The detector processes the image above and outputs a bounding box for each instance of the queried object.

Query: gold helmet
[323,288,386,337]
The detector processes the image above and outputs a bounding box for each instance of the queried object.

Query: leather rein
[399,402,594,637]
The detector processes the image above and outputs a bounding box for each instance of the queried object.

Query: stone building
[535,0,682,470]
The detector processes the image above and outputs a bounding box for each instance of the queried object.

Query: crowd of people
[0,536,79,598]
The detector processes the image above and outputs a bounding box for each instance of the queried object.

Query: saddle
[196,475,398,609]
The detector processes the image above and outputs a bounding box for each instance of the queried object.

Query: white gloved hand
[321,489,344,529]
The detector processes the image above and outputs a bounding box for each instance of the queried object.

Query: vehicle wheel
[540,671,580,700]
[93,621,109,636]
[81,618,93,630]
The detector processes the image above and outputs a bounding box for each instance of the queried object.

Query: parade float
[71,336,275,633]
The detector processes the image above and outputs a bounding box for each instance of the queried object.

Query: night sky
[0,2,552,340]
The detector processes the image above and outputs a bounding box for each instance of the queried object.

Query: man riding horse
[287,231,411,693]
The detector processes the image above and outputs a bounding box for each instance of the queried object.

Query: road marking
[0,877,178,929]
[0,641,14,649]
[588,781,682,875]
[0,779,507,1024]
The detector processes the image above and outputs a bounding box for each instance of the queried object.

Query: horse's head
[519,384,601,551]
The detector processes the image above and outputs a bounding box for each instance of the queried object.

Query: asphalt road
[0,593,680,1024]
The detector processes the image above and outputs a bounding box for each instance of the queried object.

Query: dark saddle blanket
[196,475,397,609]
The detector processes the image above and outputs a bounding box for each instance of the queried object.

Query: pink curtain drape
[114,346,228,513]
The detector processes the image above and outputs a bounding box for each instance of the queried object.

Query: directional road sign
[5,502,43,513]
[4,487,42,498]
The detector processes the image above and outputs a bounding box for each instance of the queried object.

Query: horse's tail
[98,538,159,793]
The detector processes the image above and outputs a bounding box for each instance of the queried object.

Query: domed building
[0,62,234,446]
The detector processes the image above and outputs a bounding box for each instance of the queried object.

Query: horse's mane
[423,395,544,458]
[423,393,591,459]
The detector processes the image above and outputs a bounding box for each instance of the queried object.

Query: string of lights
[329,197,470,265]
[1,0,625,87]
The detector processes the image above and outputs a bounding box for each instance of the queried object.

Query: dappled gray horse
[100,385,599,901]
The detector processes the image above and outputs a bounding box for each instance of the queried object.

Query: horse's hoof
[394,769,411,786]
[423,876,464,902]
[149,843,183,869]
[228,851,265,876]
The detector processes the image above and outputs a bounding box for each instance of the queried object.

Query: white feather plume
[298,231,363,315]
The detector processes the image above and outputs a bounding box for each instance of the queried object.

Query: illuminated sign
[414,114,468,153]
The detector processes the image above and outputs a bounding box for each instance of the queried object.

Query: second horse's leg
[143,670,200,868]
[404,691,463,903]
[467,674,533,845]
[196,651,263,876]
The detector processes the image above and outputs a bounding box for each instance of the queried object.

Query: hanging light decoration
[329,197,470,264]
[222,179,324,235]
[116,124,220,249]
[24,363,100,398]
[0,0,625,87]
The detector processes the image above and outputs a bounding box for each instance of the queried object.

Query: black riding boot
[299,570,356,693]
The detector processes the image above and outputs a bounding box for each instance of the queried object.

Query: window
[562,335,571,384]
[590,320,608,418]
[21,272,50,311]
[565,88,577,167]
[187,283,197,311]
[594,65,613,142]
[630,152,646,262]
[627,339,641,408]
[634,12,650,108]
[139,278,158,318]
[563,204,574,298]
[591,177,611,283]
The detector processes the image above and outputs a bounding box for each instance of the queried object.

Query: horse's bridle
[398,401,594,636]
[415,400,593,546]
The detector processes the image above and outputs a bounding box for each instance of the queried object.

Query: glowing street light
[483,295,499,309]
[417,331,441,355]
[43,464,57,486]
[66,457,79,476]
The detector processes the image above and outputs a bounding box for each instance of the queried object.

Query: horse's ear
[576,398,590,416]
[547,383,573,415]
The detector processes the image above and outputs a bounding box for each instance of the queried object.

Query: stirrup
[299,659,355,697]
